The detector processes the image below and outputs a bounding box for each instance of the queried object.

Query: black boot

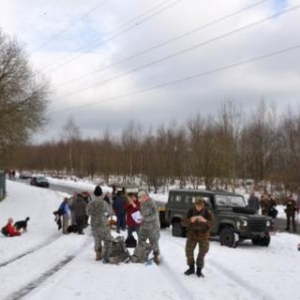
[184,264,195,275]
[196,267,204,278]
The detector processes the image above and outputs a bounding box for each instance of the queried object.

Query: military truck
[165,189,273,248]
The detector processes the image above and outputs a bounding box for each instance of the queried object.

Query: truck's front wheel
[172,222,183,237]
[220,227,237,248]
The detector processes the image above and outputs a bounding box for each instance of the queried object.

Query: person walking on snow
[184,198,214,278]
[86,185,113,262]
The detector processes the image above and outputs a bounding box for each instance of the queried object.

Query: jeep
[165,189,273,248]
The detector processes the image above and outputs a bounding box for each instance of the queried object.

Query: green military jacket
[186,206,214,239]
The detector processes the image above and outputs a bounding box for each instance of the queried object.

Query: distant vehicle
[19,172,32,180]
[30,175,49,188]
[165,189,273,248]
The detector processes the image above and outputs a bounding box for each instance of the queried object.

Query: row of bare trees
[7,101,300,193]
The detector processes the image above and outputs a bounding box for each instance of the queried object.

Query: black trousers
[75,216,86,233]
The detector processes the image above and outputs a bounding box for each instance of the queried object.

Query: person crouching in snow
[1,218,21,237]
[185,198,214,278]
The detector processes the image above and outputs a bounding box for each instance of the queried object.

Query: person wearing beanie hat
[87,185,113,262]
[94,185,103,197]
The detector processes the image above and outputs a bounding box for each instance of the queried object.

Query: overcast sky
[0,0,299,143]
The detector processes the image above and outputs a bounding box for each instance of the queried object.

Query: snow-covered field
[1,180,300,300]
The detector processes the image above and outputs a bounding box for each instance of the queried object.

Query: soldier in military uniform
[86,185,113,262]
[131,190,160,264]
[285,194,298,232]
[185,197,214,277]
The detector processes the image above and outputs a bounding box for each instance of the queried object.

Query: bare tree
[121,120,142,181]
[60,116,81,175]
[218,100,242,191]
[0,29,49,167]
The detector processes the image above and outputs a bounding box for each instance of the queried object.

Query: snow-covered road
[1,181,300,300]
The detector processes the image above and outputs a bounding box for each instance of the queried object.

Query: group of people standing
[53,185,218,277]
[54,191,91,234]
[85,185,161,265]
[248,191,299,232]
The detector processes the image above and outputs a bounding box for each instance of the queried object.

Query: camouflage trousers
[138,226,160,255]
[185,238,209,268]
[92,227,113,260]
[131,241,153,263]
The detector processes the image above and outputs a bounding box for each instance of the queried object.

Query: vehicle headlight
[266,220,271,227]
[237,220,248,229]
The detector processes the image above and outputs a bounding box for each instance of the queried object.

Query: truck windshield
[215,195,246,207]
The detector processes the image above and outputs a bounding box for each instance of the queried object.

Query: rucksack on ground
[108,236,130,264]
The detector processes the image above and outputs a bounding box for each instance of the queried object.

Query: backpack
[131,241,153,263]
[67,224,78,233]
[108,236,130,264]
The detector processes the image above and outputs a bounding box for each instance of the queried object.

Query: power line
[32,0,110,53]
[56,3,300,100]
[51,43,300,114]
[57,0,267,88]
[44,0,181,73]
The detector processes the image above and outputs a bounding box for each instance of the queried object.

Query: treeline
[8,102,300,193]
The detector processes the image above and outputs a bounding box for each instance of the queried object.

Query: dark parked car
[30,175,49,188]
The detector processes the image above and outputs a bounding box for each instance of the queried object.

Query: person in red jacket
[125,193,141,246]
[1,218,21,237]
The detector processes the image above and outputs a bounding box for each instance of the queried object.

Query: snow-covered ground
[1,180,300,300]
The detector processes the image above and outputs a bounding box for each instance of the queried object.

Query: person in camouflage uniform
[86,185,113,262]
[131,190,160,264]
[185,197,214,278]
[285,194,298,232]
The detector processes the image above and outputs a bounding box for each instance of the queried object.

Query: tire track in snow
[163,232,275,300]
[0,186,73,269]
[209,258,276,300]
[157,257,196,300]
[4,255,74,300]
[3,238,92,300]
[0,233,60,268]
